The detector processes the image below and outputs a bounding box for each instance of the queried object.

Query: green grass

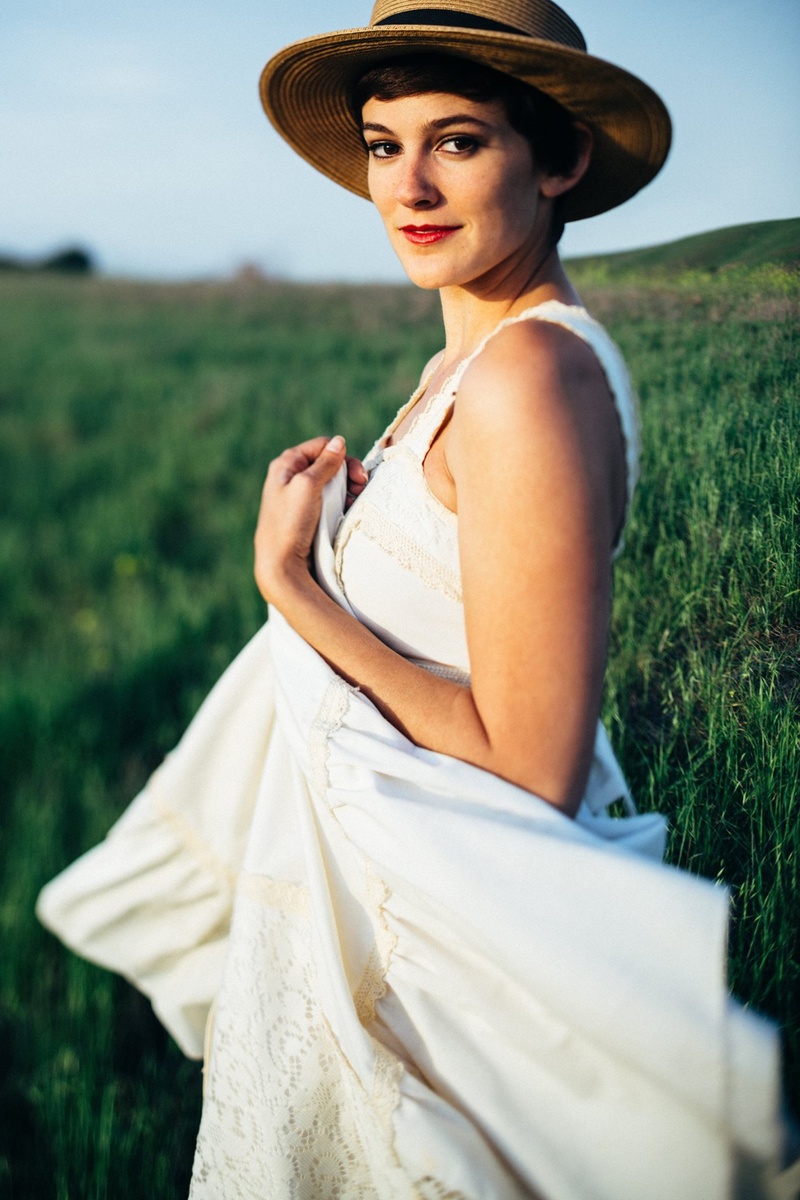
[1,241,798,1195]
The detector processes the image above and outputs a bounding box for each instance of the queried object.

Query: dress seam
[150,780,237,891]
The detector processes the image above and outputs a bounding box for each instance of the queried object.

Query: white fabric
[36,305,786,1198]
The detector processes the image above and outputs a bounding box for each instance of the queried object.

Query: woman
[38,2,791,1198]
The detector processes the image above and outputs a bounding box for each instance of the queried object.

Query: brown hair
[351,54,583,244]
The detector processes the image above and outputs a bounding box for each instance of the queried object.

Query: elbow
[454,691,590,819]
[477,718,589,820]
[496,753,585,817]
[529,771,585,819]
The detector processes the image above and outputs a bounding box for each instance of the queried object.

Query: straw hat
[260,0,671,222]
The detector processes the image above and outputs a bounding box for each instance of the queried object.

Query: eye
[439,135,480,154]
[366,140,401,159]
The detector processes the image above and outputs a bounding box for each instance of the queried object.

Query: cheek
[493,164,539,237]
[367,159,401,218]
[366,163,387,214]
[471,154,536,210]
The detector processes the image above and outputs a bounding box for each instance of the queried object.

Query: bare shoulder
[448,316,626,541]
[456,317,616,438]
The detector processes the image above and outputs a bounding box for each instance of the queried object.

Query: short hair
[351,54,583,244]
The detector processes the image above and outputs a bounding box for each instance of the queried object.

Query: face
[362,91,551,291]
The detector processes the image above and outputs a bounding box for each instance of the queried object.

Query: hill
[567,216,800,278]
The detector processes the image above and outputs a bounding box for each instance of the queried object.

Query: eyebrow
[361,115,493,135]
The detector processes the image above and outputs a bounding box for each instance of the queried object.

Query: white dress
[37,303,788,1200]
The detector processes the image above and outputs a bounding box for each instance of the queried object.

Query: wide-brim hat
[260,0,671,222]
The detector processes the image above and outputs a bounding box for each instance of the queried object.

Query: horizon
[4,215,798,283]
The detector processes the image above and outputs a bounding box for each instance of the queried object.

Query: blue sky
[2,0,798,280]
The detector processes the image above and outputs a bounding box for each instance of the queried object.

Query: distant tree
[40,247,94,274]
[0,245,95,274]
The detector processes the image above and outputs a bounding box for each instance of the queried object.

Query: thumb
[305,435,346,486]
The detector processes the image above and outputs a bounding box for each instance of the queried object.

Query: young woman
[38,2,791,1197]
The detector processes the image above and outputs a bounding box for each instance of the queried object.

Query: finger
[290,435,334,462]
[267,436,337,487]
[346,456,369,486]
[303,435,347,487]
[272,436,332,473]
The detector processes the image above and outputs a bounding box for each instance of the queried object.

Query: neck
[437,241,581,364]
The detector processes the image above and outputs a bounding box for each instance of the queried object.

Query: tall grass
[1,266,797,1196]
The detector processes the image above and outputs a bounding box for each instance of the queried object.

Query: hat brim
[260,25,671,222]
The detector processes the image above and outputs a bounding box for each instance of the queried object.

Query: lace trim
[237,870,311,918]
[371,1037,405,1156]
[371,355,445,456]
[309,675,353,798]
[150,781,237,891]
[353,861,398,1028]
[414,1179,471,1200]
[335,500,462,604]
[404,387,458,460]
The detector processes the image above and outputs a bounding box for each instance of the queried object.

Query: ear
[539,123,593,200]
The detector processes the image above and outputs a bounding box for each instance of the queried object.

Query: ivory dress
[37,302,787,1199]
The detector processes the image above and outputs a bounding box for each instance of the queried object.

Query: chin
[394,251,470,291]
[400,265,452,290]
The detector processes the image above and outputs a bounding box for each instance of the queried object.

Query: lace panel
[335,499,462,604]
[190,891,384,1199]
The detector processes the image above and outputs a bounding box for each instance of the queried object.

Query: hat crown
[369,0,586,51]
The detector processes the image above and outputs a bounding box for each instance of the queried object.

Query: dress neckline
[374,300,590,460]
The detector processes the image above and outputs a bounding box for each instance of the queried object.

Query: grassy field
[1,231,798,1195]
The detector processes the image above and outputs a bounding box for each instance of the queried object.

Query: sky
[2,0,799,281]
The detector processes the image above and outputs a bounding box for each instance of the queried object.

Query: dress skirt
[36,474,788,1200]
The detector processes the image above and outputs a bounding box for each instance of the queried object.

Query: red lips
[399,225,460,245]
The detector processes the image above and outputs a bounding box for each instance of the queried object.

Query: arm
[256,322,625,816]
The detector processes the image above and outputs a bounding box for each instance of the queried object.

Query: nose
[394,149,440,210]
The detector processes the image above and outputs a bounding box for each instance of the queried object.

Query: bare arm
[256,322,625,816]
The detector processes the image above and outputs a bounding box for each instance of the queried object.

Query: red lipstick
[399,225,460,245]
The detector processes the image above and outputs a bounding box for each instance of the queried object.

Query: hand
[255,434,344,604]
[254,435,366,606]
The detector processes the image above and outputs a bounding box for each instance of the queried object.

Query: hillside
[567,216,800,277]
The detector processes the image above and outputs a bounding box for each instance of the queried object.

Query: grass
[1,242,798,1195]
